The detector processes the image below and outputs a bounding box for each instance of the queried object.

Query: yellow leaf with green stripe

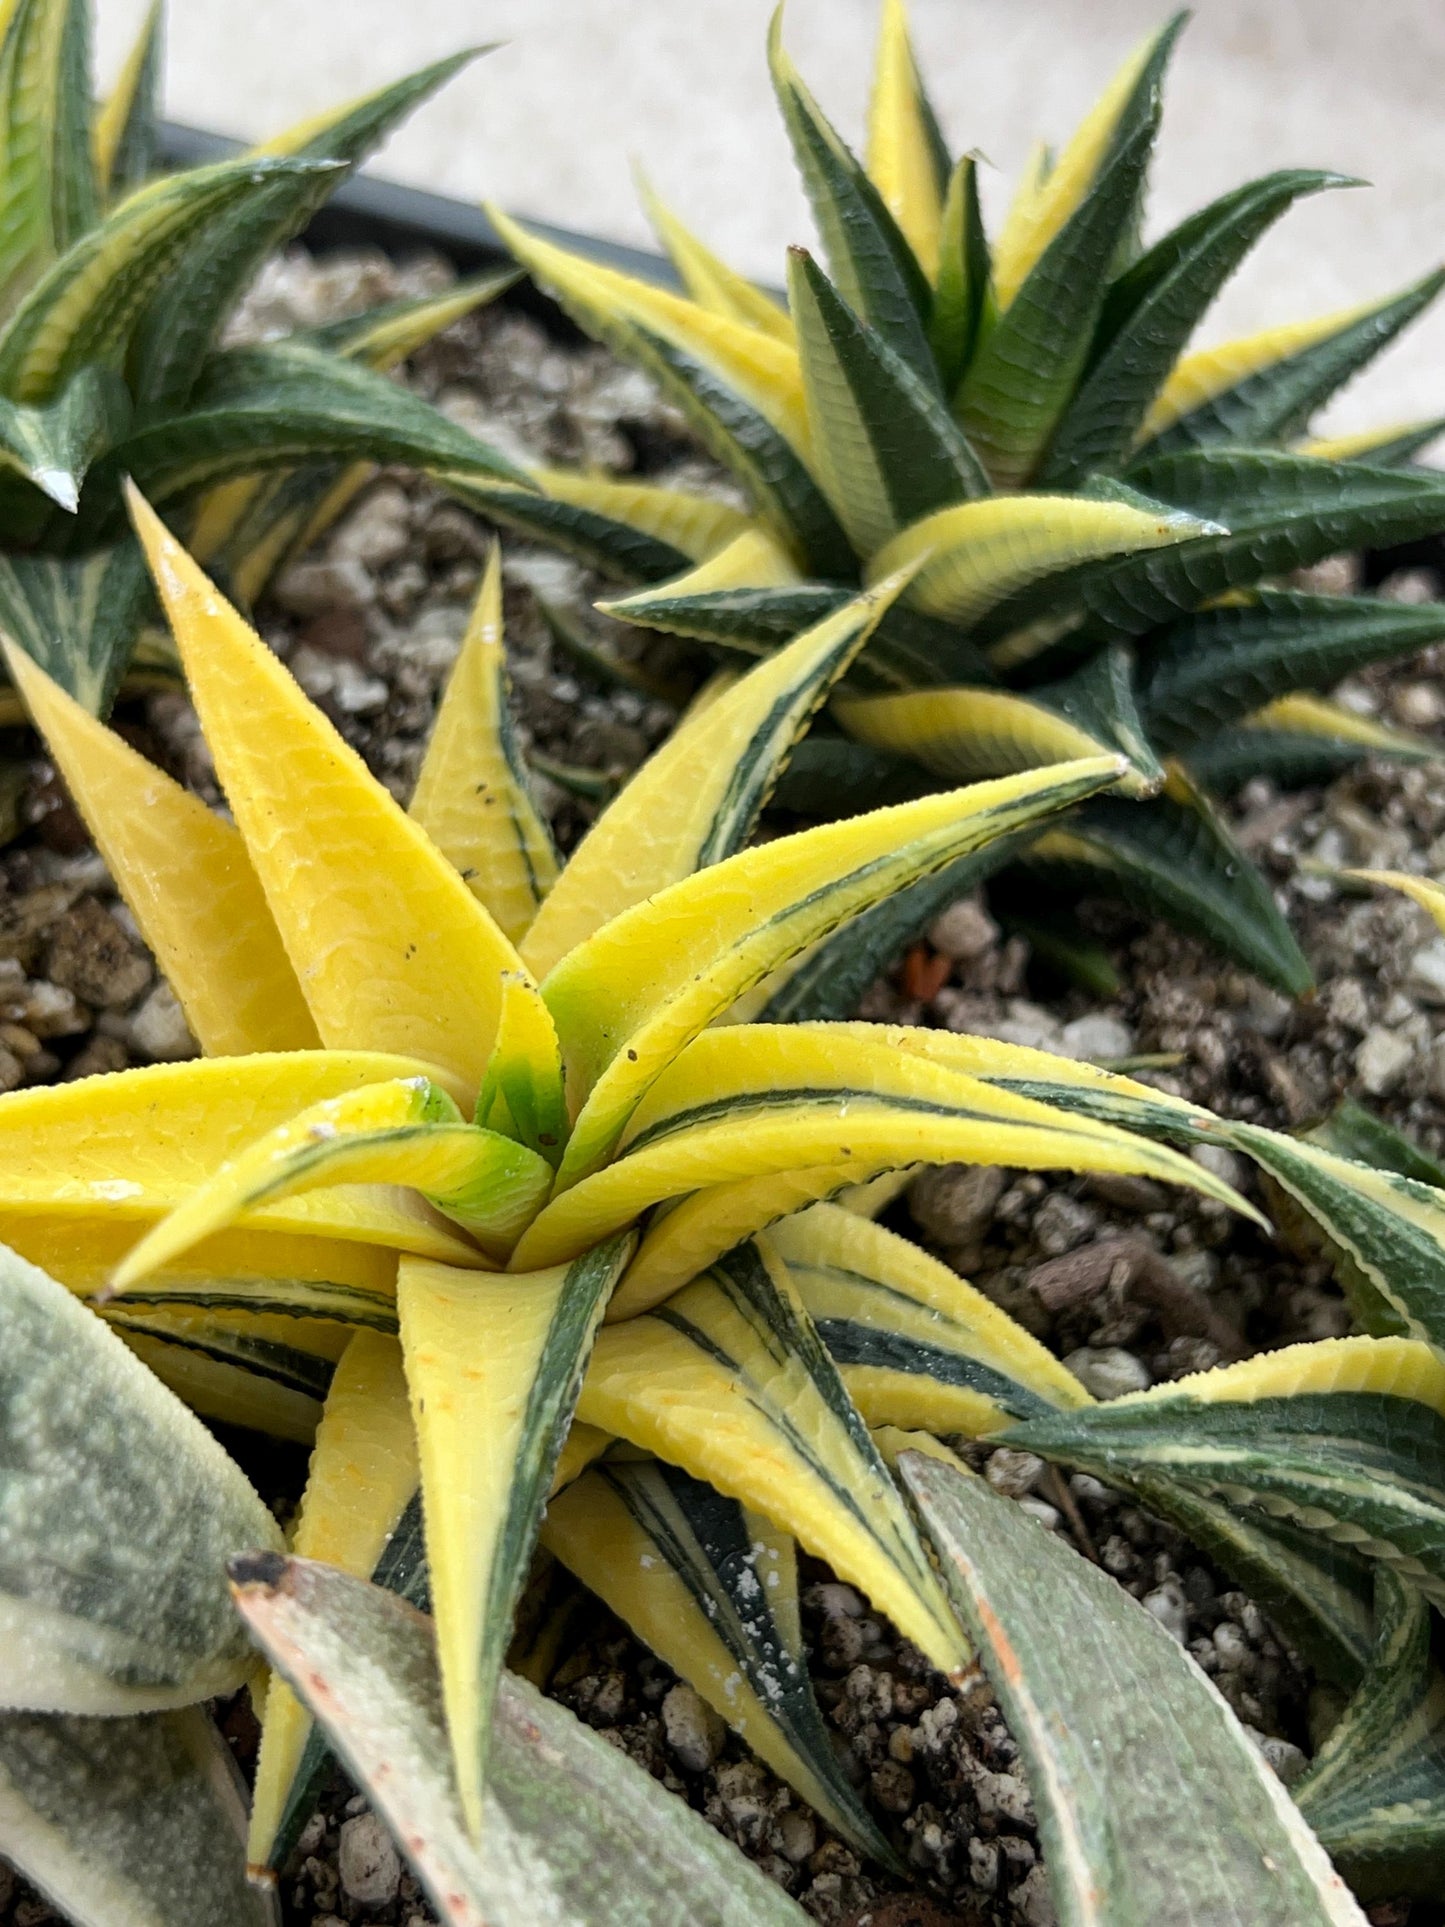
[542,1454,898,1865]
[0,1052,481,1263]
[2,638,317,1056]
[111,1078,551,1289]
[543,756,1125,1187]
[487,208,810,457]
[128,487,565,1140]
[577,1238,968,1676]
[865,493,1220,627]
[595,523,802,624]
[864,0,947,279]
[522,579,895,978]
[397,1233,632,1837]
[408,545,559,945]
[249,1330,419,1871]
[1245,693,1444,758]
[513,1020,1252,1271]
[529,465,754,562]
[1006,1336,1445,1610]
[637,172,793,343]
[770,1201,1091,1434]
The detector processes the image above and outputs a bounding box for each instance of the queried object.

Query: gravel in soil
[3,248,1445,1927]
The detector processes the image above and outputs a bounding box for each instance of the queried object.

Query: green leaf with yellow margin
[0,0,97,301]
[1295,1567,1445,1899]
[899,1448,1369,1926]
[542,1454,900,1868]
[1004,1335,1445,1610]
[930,154,991,396]
[0,540,151,715]
[1185,697,1444,794]
[91,0,162,200]
[230,1552,810,1927]
[864,0,950,280]
[396,1233,633,1838]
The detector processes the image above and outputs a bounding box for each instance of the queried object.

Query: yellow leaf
[522,580,889,978]
[2,640,318,1056]
[248,1330,419,1869]
[398,1235,630,1836]
[577,1241,967,1676]
[494,465,755,566]
[514,1018,1250,1271]
[127,485,565,1135]
[595,525,804,631]
[409,544,559,945]
[636,170,794,343]
[541,756,1125,1190]
[865,0,945,279]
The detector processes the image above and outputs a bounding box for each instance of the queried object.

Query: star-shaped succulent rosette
[0,480,1350,1868]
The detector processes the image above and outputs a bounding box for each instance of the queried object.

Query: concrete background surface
[96,0,1445,436]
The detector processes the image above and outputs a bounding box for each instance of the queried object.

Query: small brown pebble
[44,899,151,1008]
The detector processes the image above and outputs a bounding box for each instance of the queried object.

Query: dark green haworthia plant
[0,0,527,732]
[477,0,1445,995]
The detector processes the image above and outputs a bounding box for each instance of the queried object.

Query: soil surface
[3,247,1444,1927]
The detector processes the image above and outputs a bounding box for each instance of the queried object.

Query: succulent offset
[474,1,1445,995]
[0,0,527,738]
[1,484,1444,1917]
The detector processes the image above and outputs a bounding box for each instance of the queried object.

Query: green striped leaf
[788,245,986,556]
[0,0,96,303]
[955,26,1177,487]
[768,11,935,383]
[0,362,128,510]
[579,1238,969,1676]
[129,49,486,408]
[0,1707,271,1927]
[0,540,150,713]
[1023,773,1314,995]
[543,1455,899,1868]
[767,733,933,818]
[447,473,696,583]
[1142,587,1445,751]
[107,1269,399,1330]
[1310,1099,1445,1191]
[93,0,162,201]
[1042,170,1350,486]
[1004,1336,1445,1611]
[1141,267,1445,456]
[930,154,991,397]
[900,1449,1370,1926]
[230,1553,811,1927]
[1089,449,1445,634]
[1296,1567,1445,1899]
[0,156,339,405]
[771,1201,1090,1434]
[396,1234,633,1837]
[112,341,530,508]
[0,1240,283,1715]
[1183,713,1436,795]
[117,1324,326,1444]
[102,1306,338,1407]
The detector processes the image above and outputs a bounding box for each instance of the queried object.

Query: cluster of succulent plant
[0,482,1442,1924]
[2,6,1445,1926]
[0,0,525,743]
[476,1,1445,997]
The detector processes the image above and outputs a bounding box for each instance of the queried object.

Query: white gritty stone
[337,1810,401,1908]
[1355,1025,1414,1097]
[1064,1346,1151,1400]
[661,1681,726,1773]
[1059,1012,1134,1061]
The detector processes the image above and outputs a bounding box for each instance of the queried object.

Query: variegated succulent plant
[0,0,526,742]
[2,489,1445,1920]
[472,1,1445,996]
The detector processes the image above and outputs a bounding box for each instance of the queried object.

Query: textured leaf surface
[1025,775,1313,994]
[0,1241,281,1714]
[578,1240,968,1675]
[1296,1568,1445,1898]
[864,0,948,279]
[131,491,563,1129]
[543,1456,897,1865]
[231,1554,808,1927]
[0,1705,273,1927]
[0,0,97,298]
[398,1236,631,1836]
[542,756,1125,1187]
[408,546,559,945]
[788,246,985,556]
[900,1450,1367,1925]
[523,581,892,977]
[771,1201,1090,1435]
[0,540,150,714]
[1006,1337,1445,1609]
[92,0,161,198]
